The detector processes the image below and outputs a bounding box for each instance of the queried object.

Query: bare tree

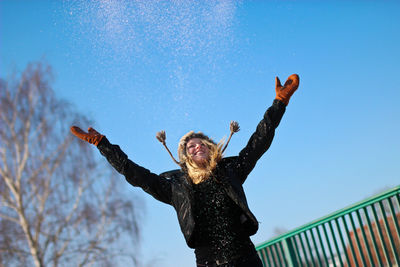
[0,62,141,267]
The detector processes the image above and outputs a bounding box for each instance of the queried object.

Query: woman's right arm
[70,126,172,205]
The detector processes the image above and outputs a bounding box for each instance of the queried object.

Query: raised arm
[236,74,299,183]
[70,127,172,204]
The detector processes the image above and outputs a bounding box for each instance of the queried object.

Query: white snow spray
[61,0,238,59]
[59,0,241,124]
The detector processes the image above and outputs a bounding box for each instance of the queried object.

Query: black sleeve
[97,138,172,205]
[236,99,286,183]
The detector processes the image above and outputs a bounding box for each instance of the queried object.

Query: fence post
[283,238,299,267]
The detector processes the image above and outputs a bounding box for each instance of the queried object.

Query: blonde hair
[178,131,223,184]
[156,122,239,177]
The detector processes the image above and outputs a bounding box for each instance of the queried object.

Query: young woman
[70,74,299,267]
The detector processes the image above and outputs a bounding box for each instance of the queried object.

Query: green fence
[256,185,400,267]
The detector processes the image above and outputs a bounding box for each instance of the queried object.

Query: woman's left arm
[236,74,299,183]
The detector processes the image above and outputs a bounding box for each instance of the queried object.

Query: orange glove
[275,74,300,106]
[70,126,104,146]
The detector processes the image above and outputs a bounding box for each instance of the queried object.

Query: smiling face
[186,138,210,165]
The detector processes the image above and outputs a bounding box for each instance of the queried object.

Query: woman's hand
[275,74,299,105]
[70,126,104,146]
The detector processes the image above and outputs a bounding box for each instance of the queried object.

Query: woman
[70,74,299,267]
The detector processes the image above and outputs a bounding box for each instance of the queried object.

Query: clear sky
[1,1,400,266]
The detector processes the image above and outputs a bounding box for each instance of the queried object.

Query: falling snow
[61,0,240,61]
[58,0,242,122]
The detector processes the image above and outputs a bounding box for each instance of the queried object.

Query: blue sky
[1,1,400,266]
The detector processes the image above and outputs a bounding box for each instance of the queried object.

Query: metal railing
[256,185,400,267]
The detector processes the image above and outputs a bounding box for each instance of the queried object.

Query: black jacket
[97,99,286,248]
